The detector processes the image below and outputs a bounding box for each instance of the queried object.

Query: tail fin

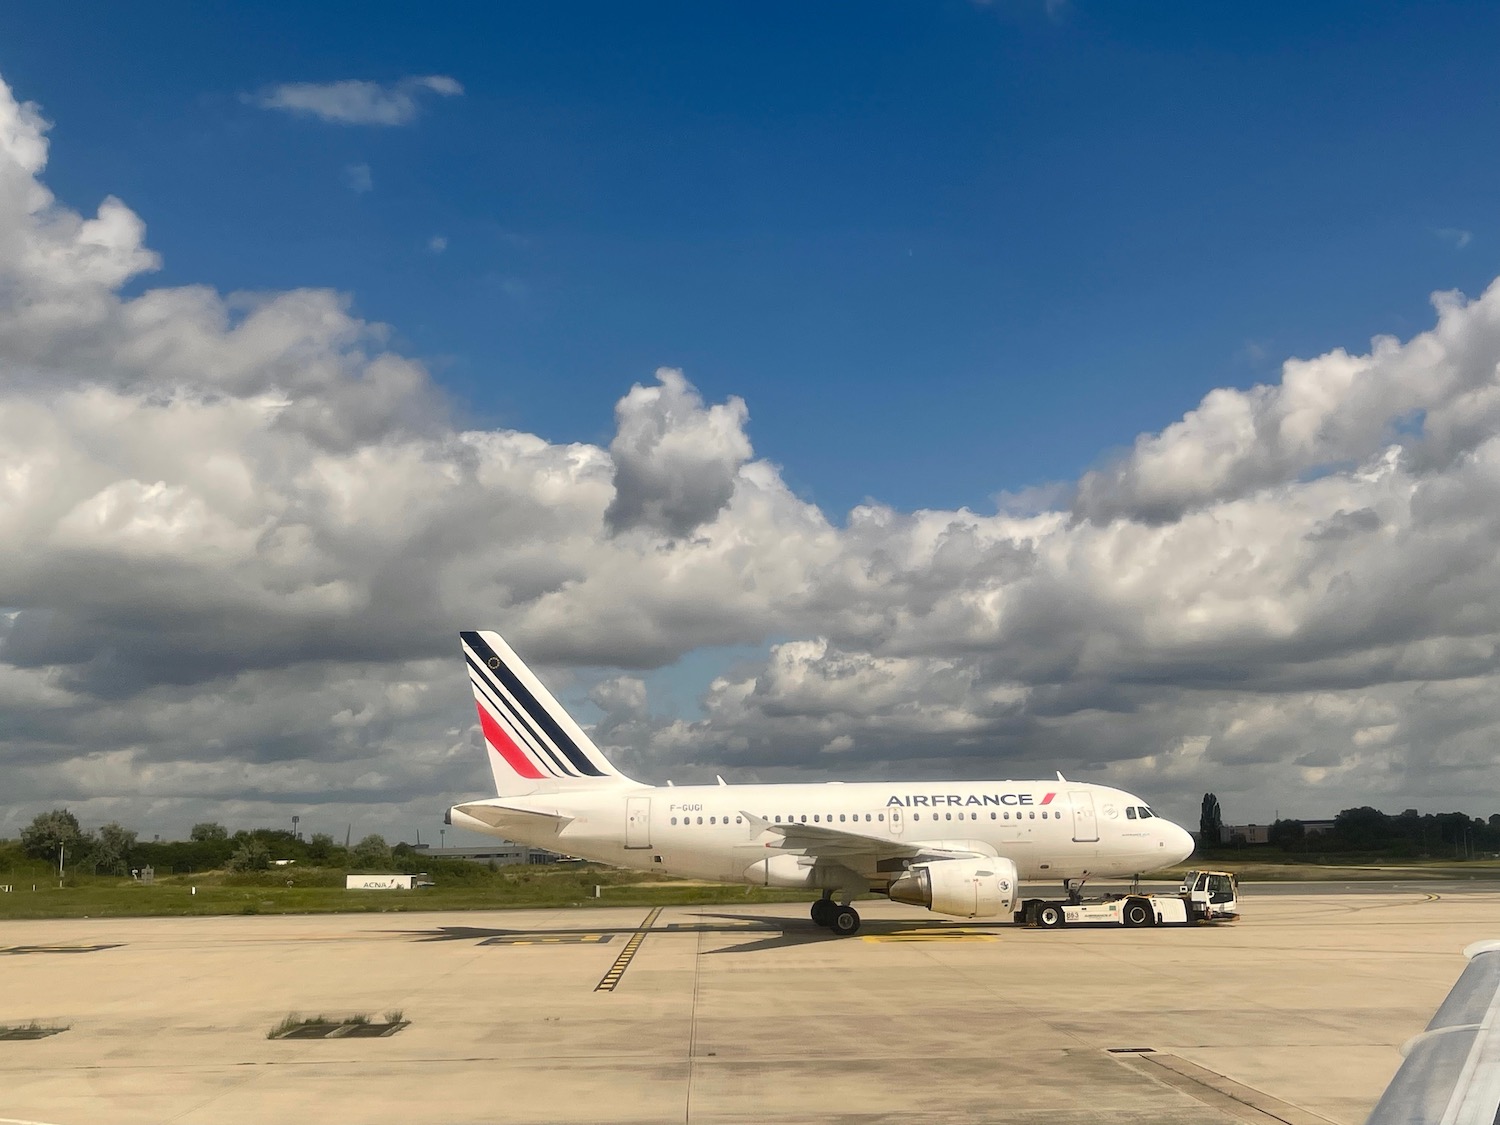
[461,630,639,796]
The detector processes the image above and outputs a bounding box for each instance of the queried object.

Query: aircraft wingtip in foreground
[450,628,1197,936]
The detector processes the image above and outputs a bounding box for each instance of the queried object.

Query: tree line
[5,809,408,875]
[1200,793,1496,857]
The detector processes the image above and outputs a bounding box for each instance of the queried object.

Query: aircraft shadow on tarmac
[390,912,1007,954]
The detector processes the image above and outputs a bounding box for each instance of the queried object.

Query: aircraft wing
[451,800,575,831]
[1365,940,1500,1125]
[736,810,993,863]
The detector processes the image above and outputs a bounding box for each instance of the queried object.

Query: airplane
[447,629,1197,936]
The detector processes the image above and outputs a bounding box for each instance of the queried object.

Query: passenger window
[813,815,820,823]
[990,812,996,820]
[735,817,742,825]
[1126,807,1137,820]
[671,817,678,825]
[1028,812,1035,820]
[800,815,807,823]
[711,816,718,824]
[944,812,951,820]
[774,815,781,823]
[878,814,885,822]
[913,813,921,821]
[839,814,846,822]
[696,817,703,825]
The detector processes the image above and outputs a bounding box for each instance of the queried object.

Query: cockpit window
[1138,806,1153,818]
[1125,807,1137,820]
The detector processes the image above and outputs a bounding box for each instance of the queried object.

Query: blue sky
[3,2,1498,513]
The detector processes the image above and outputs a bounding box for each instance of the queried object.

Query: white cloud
[248,75,463,126]
[1437,228,1473,250]
[427,235,447,254]
[603,369,754,537]
[8,69,1500,838]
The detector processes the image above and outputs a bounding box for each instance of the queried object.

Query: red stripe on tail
[476,703,546,779]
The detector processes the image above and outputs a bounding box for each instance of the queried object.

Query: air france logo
[886,792,1057,808]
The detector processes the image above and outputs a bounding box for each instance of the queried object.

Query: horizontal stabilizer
[452,801,575,831]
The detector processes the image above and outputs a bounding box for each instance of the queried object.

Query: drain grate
[275,1021,408,1040]
[480,934,613,946]
[0,1025,68,1040]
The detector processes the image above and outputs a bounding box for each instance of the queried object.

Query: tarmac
[2,884,1497,1125]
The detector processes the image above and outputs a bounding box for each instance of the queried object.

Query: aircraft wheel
[1036,901,1067,929]
[810,898,834,927]
[829,905,861,936]
[1122,898,1155,927]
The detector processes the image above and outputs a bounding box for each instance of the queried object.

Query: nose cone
[1164,821,1195,865]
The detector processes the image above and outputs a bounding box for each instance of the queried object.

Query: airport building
[410,842,563,865]
[1217,818,1337,845]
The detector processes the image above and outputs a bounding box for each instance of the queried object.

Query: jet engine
[886,856,1020,919]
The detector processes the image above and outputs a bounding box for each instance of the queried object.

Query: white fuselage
[450,779,1196,888]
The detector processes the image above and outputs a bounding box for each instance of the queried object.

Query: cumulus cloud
[603,369,754,537]
[247,75,463,126]
[1073,286,1500,523]
[7,69,1500,839]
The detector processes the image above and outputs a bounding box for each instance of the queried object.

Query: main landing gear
[811,895,861,936]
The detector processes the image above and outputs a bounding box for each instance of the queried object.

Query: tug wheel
[1036,902,1067,928]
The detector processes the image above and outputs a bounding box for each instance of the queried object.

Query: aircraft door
[1068,790,1099,842]
[625,797,651,849]
[888,806,904,836]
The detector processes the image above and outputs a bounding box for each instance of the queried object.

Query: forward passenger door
[1068,790,1099,843]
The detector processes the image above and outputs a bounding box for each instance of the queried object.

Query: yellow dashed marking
[594,907,663,992]
[861,929,1001,943]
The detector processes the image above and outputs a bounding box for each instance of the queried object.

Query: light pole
[292,814,300,841]
[440,828,446,851]
[57,841,64,887]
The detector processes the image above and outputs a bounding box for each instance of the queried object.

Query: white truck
[1023,870,1240,928]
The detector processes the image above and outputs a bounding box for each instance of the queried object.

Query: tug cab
[1179,870,1240,921]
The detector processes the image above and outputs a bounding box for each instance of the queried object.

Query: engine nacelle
[887,857,1020,919]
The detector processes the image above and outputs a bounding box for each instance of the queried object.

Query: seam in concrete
[1112,1050,1339,1125]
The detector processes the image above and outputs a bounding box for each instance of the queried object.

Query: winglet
[1056,771,1067,782]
